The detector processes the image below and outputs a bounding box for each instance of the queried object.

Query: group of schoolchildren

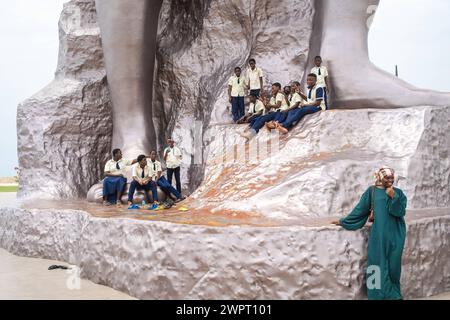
[102,139,186,208]
[228,56,329,139]
[102,56,329,208]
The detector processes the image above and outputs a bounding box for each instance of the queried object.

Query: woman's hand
[331,221,340,226]
[386,187,395,199]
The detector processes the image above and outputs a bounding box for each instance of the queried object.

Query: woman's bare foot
[116,200,123,208]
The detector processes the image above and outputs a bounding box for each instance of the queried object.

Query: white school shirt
[307,85,327,111]
[269,92,289,112]
[248,99,266,115]
[246,67,264,90]
[132,163,152,180]
[311,66,329,88]
[290,92,303,106]
[147,159,163,181]
[228,75,246,97]
[104,158,133,176]
[164,146,182,169]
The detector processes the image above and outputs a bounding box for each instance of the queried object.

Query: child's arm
[299,91,308,101]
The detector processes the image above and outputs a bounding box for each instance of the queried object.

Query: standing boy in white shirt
[164,138,183,195]
[246,58,264,98]
[311,56,330,94]
[228,67,246,122]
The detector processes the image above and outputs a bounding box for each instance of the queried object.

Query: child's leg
[127,180,139,204]
[150,181,158,203]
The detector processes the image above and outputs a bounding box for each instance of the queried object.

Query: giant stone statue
[95,0,450,156]
[7,0,450,300]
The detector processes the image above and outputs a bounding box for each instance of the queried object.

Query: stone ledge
[1,206,448,300]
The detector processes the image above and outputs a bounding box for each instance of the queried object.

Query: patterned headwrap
[374,166,395,186]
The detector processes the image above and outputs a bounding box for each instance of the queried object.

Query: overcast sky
[0,0,449,177]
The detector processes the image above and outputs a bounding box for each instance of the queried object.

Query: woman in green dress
[332,167,408,300]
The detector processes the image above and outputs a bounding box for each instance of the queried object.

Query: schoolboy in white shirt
[311,56,330,94]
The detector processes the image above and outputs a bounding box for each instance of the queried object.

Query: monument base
[1,201,448,300]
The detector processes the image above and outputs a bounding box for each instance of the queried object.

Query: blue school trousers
[250,112,278,133]
[157,176,182,199]
[167,166,182,194]
[280,106,321,130]
[128,180,158,203]
[250,89,261,97]
[231,97,245,122]
[273,111,289,123]
[103,176,127,204]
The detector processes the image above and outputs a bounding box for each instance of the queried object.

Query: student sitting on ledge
[103,149,137,207]
[240,82,287,140]
[276,73,327,134]
[127,155,159,207]
[266,84,302,130]
[148,150,186,203]
[237,93,265,125]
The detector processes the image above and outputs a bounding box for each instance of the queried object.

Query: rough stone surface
[193,106,450,218]
[0,207,448,300]
[17,0,112,200]
[153,0,315,192]
[12,0,450,301]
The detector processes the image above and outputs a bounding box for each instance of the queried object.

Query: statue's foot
[330,61,450,109]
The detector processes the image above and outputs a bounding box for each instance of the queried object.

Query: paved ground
[1,193,134,300]
[0,248,135,300]
[0,193,16,206]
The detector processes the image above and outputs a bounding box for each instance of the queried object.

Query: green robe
[339,186,407,300]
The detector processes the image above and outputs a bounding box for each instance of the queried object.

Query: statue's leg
[95,0,163,155]
[310,0,450,109]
